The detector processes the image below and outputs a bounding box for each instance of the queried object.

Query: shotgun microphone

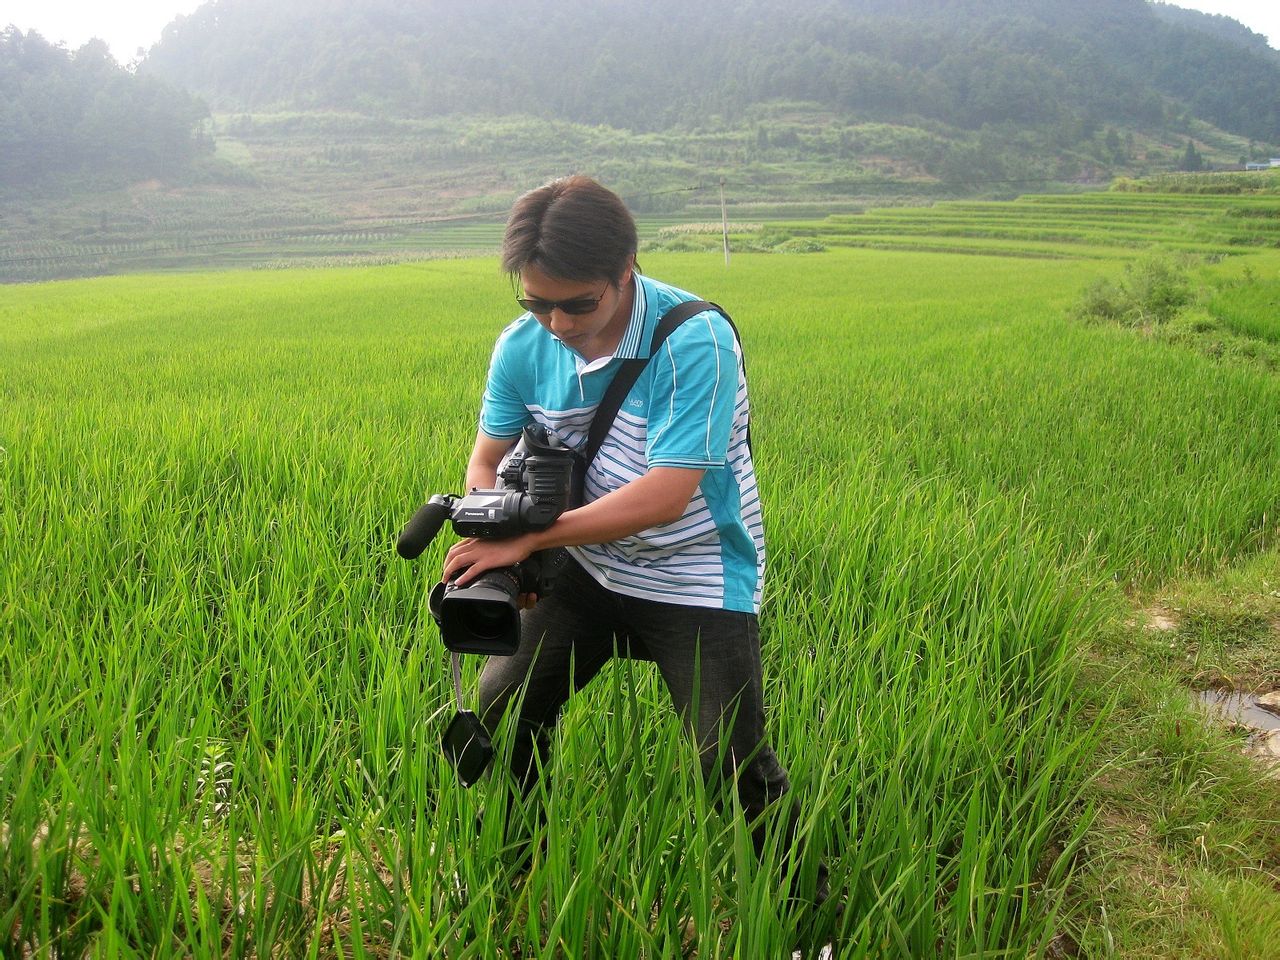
[396,496,454,559]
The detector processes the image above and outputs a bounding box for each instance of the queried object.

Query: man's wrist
[523,527,552,554]
[526,513,575,553]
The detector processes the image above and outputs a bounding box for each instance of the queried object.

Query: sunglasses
[516,285,609,316]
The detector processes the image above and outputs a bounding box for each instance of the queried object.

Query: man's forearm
[443,465,704,587]
[463,431,522,492]
[529,467,704,551]
[465,463,499,491]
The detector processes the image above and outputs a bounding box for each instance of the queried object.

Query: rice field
[3,191,1279,957]
[774,193,1280,259]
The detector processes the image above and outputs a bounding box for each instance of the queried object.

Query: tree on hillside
[0,27,212,189]
[1104,126,1125,163]
[1180,139,1204,172]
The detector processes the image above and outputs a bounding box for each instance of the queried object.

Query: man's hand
[443,533,538,587]
[440,444,703,614]
[443,535,540,609]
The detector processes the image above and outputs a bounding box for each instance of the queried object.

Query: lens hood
[429,570,521,656]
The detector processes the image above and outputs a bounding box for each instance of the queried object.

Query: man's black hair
[502,176,638,284]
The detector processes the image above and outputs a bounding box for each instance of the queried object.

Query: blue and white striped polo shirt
[479,273,764,614]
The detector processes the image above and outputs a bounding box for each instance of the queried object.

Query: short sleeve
[478,336,531,439]
[645,310,738,469]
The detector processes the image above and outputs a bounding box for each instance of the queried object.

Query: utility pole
[719,176,730,268]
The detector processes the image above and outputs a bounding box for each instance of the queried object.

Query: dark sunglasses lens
[517,296,599,315]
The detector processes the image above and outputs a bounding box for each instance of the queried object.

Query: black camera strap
[574,300,747,504]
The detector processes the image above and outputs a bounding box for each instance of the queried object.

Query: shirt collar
[555,273,652,375]
[614,272,651,360]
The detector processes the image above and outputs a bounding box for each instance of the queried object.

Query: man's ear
[617,257,635,288]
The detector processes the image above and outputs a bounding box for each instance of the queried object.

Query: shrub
[1124,253,1194,325]
[1073,252,1195,327]
[1073,278,1129,325]
[1170,308,1219,336]
[773,237,827,253]
[640,235,718,253]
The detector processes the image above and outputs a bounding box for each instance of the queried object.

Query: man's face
[519,262,633,359]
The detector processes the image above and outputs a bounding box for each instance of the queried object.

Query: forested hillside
[0,28,211,189]
[143,0,1280,143]
[6,0,1280,280]
[1149,1,1277,55]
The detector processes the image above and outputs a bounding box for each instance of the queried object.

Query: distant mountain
[141,0,1280,144]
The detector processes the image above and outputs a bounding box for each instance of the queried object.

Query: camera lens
[458,600,514,642]
[429,567,523,656]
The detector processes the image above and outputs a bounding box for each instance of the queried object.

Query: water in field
[1198,690,1280,733]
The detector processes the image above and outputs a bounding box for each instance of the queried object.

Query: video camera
[396,423,576,656]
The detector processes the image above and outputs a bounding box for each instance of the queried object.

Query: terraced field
[0,212,710,282]
[8,180,1280,283]
[772,192,1280,259]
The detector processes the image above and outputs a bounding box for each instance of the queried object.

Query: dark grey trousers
[477,556,793,830]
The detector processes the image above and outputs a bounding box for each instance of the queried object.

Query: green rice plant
[3,238,1279,955]
[1207,275,1280,344]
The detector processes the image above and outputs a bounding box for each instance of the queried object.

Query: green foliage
[1206,272,1280,343]
[1073,252,1195,326]
[1074,544,1280,957]
[772,237,827,253]
[645,228,830,255]
[1112,170,1280,195]
[1075,276,1132,324]
[1073,247,1280,371]
[1181,139,1205,172]
[1149,0,1275,54]
[1156,309,1280,371]
[5,241,1280,953]
[1125,253,1197,323]
[641,234,720,253]
[141,0,1280,145]
[11,173,1280,284]
[0,27,211,189]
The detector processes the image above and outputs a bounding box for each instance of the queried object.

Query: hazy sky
[4,0,206,63]
[4,0,1279,63]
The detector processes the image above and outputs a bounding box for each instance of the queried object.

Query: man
[441,175,823,906]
